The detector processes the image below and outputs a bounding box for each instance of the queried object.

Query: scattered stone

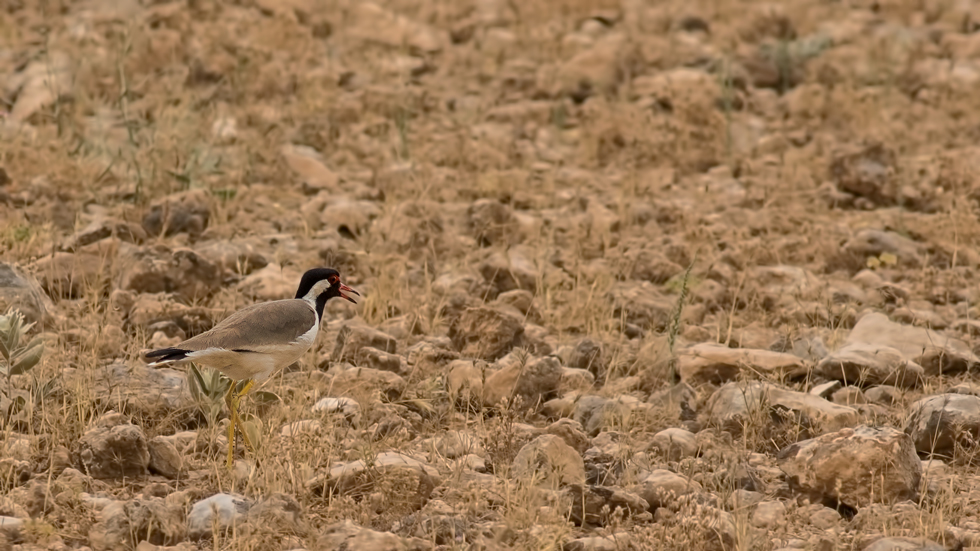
[467,199,520,247]
[0,516,23,542]
[545,419,591,454]
[70,363,192,419]
[354,346,405,373]
[560,367,596,394]
[483,352,562,408]
[829,143,897,207]
[493,289,536,317]
[816,342,924,389]
[564,484,649,526]
[555,33,633,99]
[7,51,72,122]
[567,338,607,378]
[751,500,786,528]
[187,493,252,540]
[90,498,185,549]
[706,381,859,434]
[142,189,212,238]
[563,533,633,551]
[948,382,980,396]
[281,419,321,438]
[194,240,268,277]
[312,396,361,422]
[79,421,150,479]
[63,217,146,251]
[325,366,406,402]
[650,428,695,461]
[677,343,808,385]
[905,393,980,457]
[820,313,977,381]
[281,144,339,191]
[446,359,485,407]
[732,489,764,509]
[319,197,381,237]
[844,229,923,264]
[635,469,702,511]
[777,425,921,510]
[427,430,484,460]
[864,385,902,406]
[20,480,54,517]
[831,386,867,406]
[316,519,411,551]
[809,380,841,399]
[0,459,30,488]
[584,431,626,464]
[0,262,54,326]
[607,281,674,331]
[479,247,538,295]
[346,1,445,52]
[306,452,440,496]
[125,293,214,336]
[810,507,840,529]
[512,434,586,487]
[331,322,398,364]
[118,246,222,302]
[236,264,303,302]
[449,306,525,361]
[862,537,944,551]
[244,493,307,536]
[147,436,183,479]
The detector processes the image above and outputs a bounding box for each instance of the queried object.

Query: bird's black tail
[142,347,190,364]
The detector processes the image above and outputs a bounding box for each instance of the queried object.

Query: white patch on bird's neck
[301,279,332,307]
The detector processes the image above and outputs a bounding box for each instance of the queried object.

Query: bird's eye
[328,275,338,285]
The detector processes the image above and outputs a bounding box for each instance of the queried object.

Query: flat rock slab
[677,343,809,385]
[306,452,440,495]
[72,363,193,419]
[79,423,149,479]
[187,493,251,540]
[777,425,921,510]
[448,306,525,361]
[816,341,924,388]
[706,381,859,435]
[0,262,54,326]
[863,537,944,551]
[819,313,979,381]
[316,519,415,551]
[564,484,648,526]
[905,393,980,457]
[635,469,702,510]
[512,434,585,487]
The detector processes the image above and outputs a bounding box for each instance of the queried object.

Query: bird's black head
[295,268,359,318]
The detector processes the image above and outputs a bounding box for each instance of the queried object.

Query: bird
[142,267,359,469]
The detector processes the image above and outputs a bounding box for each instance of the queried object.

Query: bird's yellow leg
[235,379,256,452]
[237,379,255,398]
[224,384,238,470]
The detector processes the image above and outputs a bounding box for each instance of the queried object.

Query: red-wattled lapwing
[142,268,359,469]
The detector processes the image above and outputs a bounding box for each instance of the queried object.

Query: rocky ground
[2,0,980,549]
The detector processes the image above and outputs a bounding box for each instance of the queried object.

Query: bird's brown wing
[176,299,317,352]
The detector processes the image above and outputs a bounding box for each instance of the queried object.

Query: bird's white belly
[186,333,316,382]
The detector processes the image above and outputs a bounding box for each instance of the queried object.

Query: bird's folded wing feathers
[175,299,318,352]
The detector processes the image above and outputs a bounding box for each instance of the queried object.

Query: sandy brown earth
[3,0,980,549]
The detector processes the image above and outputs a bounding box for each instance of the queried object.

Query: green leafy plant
[0,309,45,425]
[1,309,44,391]
[187,362,232,423]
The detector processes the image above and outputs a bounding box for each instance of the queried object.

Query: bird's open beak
[339,283,360,304]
